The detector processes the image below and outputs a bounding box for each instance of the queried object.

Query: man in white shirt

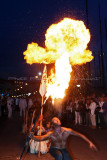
[89,98,97,128]
[19,97,27,117]
[7,96,13,118]
[74,98,81,125]
[98,97,105,128]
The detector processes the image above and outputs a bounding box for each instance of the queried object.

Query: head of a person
[99,97,103,102]
[104,96,107,102]
[51,117,61,130]
[90,98,94,103]
[92,93,96,98]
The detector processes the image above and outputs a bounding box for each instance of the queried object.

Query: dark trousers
[81,113,86,125]
[49,146,73,160]
[99,112,105,128]
[96,112,100,127]
[96,112,105,128]
[86,112,91,126]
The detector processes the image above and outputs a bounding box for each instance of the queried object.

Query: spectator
[86,99,91,126]
[28,97,33,110]
[15,97,19,109]
[74,98,81,125]
[98,97,105,129]
[79,98,86,125]
[102,96,107,128]
[89,98,97,129]
[7,96,13,118]
[19,97,27,117]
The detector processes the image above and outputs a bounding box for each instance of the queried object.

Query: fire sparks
[23,18,93,102]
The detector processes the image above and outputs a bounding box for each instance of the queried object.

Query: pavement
[0,110,107,160]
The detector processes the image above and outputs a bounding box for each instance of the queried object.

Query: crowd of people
[0,93,107,128]
[64,93,107,129]
[0,92,107,158]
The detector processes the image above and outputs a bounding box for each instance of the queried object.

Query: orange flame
[46,53,72,103]
[23,18,93,102]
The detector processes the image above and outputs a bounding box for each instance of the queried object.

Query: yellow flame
[23,42,60,64]
[46,53,72,102]
[23,18,93,102]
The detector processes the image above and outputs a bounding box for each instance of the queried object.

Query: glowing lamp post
[76,84,80,88]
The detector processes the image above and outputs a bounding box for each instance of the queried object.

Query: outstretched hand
[89,142,98,151]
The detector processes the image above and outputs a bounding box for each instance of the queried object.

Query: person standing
[86,99,91,127]
[98,97,105,128]
[19,97,27,117]
[89,98,97,129]
[28,97,33,110]
[7,96,13,118]
[15,97,19,109]
[74,98,81,125]
[79,99,86,125]
[102,96,107,128]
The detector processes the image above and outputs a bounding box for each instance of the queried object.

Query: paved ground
[0,110,107,160]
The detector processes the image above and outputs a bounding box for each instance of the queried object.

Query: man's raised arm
[68,128,97,151]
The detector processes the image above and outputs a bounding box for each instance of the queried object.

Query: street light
[35,76,38,78]
[28,93,31,96]
[76,84,80,88]
[38,72,42,76]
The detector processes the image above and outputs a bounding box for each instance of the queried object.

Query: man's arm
[68,128,97,151]
[29,131,53,141]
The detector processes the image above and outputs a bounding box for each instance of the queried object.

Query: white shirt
[7,98,13,108]
[89,102,97,115]
[99,101,104,113]
[19,98,27,108]
[75,101,79,110]
[28,98,33,109]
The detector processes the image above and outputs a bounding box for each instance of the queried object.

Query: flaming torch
[23,18,93,102]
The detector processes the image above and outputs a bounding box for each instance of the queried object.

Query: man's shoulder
[61,127,72,132]
[61,127,75,136]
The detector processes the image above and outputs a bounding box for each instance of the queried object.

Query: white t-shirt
[89,102,97,115]
[99,101,104,113]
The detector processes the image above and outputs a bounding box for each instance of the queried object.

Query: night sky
[0,0,107,79]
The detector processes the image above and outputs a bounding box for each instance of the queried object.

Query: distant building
[0,77,41,97]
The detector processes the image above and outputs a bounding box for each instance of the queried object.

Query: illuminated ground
[0,110,107,160]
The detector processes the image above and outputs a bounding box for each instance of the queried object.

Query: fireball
[23,18,93,102]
